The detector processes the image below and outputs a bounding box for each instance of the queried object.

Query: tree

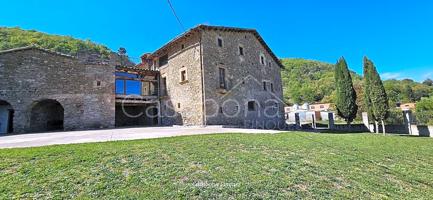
[334,57,358,124]
[415,96,433,125]
[363,57,376,132]
[402,84,415,103]
[423,78,433,86]
[364,57,389,135]
[0,27,110,56]
[118,47,128,66]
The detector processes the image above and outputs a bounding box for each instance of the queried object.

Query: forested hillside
[0,27,110,56]
[281,58,433,108]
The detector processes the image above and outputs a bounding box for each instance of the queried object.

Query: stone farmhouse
[0,25,285,134]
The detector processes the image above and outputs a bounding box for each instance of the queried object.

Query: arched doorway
[0,100,14,134]
[30,99,64,132]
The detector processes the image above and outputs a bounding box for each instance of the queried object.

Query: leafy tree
[281,58,432,113]
[364,57,389,134]
[423,78,433,86]
[334,57,358,124]
[281,58,361,105]
[417,96,433,111]
[0,27,110,57]
[415,96,433,125]
[402,84,415,103]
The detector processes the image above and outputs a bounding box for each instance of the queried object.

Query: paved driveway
[0,126,284,149]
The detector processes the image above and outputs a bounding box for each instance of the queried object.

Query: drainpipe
[199,31,207,126]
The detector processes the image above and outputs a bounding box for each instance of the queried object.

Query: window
[320,105,325,109]
[159,54,168,66]
[96,80,101,86]
[115,80,142,95]
[219,67,226,89]
[311,106,315,109]
[239,46,244,56]
[263,81,267,91]
[180,67,187,83]
[270,83,274,92]
[260,55,265,65]
[161,77,167,96]
[125,80,141,95]
[248,101,256,111]
[219,106,223,114]
[181,44,185,49]
[181,70,186,82]
[115,79,125,94]
[177,103,181,109]
[217,37,223,47]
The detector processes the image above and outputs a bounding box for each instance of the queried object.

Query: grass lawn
[0,132,432,199]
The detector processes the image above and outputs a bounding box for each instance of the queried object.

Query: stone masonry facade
[0,47,115,133]
[152,25,285,128]
[0,25,285,134]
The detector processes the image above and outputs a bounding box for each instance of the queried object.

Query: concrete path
[0,126,285,149]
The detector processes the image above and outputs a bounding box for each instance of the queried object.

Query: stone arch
[0,100,14,134]
[30,99,64,132]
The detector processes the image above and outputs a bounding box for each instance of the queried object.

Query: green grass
[0,132,432,199]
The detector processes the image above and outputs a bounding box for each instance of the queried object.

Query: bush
[414,111,433,125]
[415,96,433,125]
[385,108,405,125]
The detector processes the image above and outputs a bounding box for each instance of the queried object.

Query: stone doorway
[0,100,14,134]
[30,99,64,132]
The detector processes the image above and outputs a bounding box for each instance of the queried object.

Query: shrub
[414,111,433,125]
[415,96,433,125]
[385,108,405,125]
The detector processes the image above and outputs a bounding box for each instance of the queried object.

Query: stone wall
[201,30,285,129]
[0,48,115,133]
[158,31,205,126]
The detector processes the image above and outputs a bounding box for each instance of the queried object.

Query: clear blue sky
[1,0,432,81]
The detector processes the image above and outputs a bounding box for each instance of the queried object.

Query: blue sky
[1,0,432,81]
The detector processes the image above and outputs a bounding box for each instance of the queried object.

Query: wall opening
[30,99,64,132]
[0,100,14,134]
[115,104,158,127]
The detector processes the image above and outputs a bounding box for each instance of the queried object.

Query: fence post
[295,113,301,130]
[362,112,374,133]
[403,110,413,135]
[328,112,334,130]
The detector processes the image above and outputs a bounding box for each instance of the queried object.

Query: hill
[281,58,433,108]
[0,27,111,56]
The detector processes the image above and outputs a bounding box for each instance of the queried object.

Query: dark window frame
[248,101,256,111]
[180,69,187,82]
[219,67,227,89]
[217,37,223,47]
[161,77,167,96]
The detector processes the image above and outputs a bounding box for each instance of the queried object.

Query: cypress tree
[334,57,358,125]
[363,57,377,132]
[364,57,389,135]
